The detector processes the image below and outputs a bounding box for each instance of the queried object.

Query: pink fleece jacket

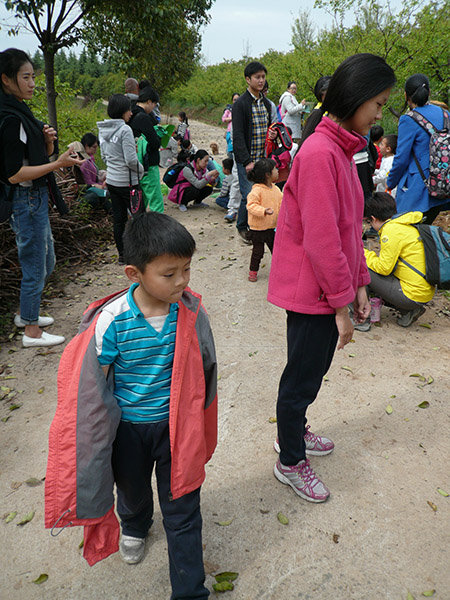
[268,116,370,314]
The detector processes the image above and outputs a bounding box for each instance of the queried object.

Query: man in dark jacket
[232,61,276,242]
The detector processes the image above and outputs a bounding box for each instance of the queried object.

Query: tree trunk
[43,48,59,156]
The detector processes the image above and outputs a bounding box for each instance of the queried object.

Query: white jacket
[279,91,305,138]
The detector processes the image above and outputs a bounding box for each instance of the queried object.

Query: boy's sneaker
[224,211,236,222]
[274,458,330,503]
[119,535,146,565]
[397,306,426,327]
[273,426,334,456]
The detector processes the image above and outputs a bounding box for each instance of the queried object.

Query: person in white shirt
[373,134,397,196]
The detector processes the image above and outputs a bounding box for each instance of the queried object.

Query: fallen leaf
[437,487,449,497]
[4,511,17,523]
[25,478,42,487]
[215,519,233,526]
[215,572,239,583]
[419,323,431,329]
[407,593,415,600]
[32,574,48,585]
[268,417,277,423]
[332,533,340,543]
[79,539,84,549]
[418,376,426,382]
[427,501,437,512]
[259,509,270,514]
[422,591,435,597]
[10,481,22,490]
[37,387,44,394]
[432,346,440,351]
[9,404,21,411]
[427,376,434,384]
[1,416,10,423]
[277,512,289,525]
[418,401,430,409]
[212,581,234,592]
[16,510,35,525]
[370,371,376,377]
[409,373,422,378]
[348,353,356,357]
[323,375,329,381]
[341,366,353,373]
[390,394,396,398]
[198,256,206,261]
[203,560,219,574]
[385,405,393,415]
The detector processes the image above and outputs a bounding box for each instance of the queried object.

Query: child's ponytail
[247,158,276,184]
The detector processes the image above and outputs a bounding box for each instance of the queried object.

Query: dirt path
[1,118,450,600]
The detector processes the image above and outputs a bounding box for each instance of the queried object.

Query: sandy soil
[1,118,450,600]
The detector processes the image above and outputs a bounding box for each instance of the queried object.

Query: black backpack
[163,162,188,188]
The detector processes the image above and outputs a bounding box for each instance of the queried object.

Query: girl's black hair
[364,192,397,222]
[123,212,196,272]
[177,150,190,163]
[405,74,430,107]
[138,86,159,104]
[322,53,396,122]
[107,94,131,119]
[231,92,240,101]
[247,158,276,184]
[0,48,33,90]
[313,75,331,102]
[81,132,99,148]
[193,149,209,162]
[179,111,189,125]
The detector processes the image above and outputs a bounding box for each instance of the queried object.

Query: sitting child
[363,192,434,328]
[373,134,397,195]
[180,138,198,159]
[215,158,234,211]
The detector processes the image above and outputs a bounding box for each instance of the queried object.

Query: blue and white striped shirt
[95,283,178,423]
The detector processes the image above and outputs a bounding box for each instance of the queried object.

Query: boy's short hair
[123,213,196,271]
[107,94,131,119]
[180,139,192,150]
[222,157,233,171]
[244,61,267,78]
[138,86,159,104]
[370,125,384,143]
[364,192,397,222]
[384,134,398,154]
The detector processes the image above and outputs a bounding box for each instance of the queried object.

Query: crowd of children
[3,44,450,599]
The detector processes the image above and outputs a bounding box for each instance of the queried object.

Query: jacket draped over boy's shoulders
[45,287,217,567]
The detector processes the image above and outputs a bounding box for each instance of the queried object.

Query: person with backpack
[268,53,396,503]
[279,81,306,143]
[387,73,450,224]
[0,48,84,348]
[128,87,163,212]
[97,94,144,264]
[167,149,219,211]
[363,192,434,328]
[232,61,277,243]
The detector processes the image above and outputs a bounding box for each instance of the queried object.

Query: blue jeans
[112,420,209,600]
[9,185,55,324]
[236,162,253,232]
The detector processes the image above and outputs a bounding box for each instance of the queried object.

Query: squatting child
[96,213,217,597]
[246,158,283,282]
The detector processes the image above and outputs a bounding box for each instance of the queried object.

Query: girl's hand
[264,207,274,215]
[56,148,85,168]
[43,124,57,143]
[335,306,354,350]
[353,286,370,323]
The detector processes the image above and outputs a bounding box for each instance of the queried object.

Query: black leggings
[107,184,145,255]
[248,228,275,272]
[180,185,213,206]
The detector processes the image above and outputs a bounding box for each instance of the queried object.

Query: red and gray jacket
[45,287,218,566]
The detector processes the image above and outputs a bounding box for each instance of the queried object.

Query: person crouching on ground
[95,212,217,598]
[363,192,434,328]
[168,149,219,212]
[246,158,282,282]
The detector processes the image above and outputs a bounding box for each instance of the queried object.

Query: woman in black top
[0,48,83,348]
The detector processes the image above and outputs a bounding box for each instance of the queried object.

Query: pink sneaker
[273,426,334,456]
[274,458,330,502]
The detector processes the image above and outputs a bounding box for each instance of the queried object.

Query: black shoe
[238,229,252,245]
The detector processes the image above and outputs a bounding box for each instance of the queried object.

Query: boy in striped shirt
[95,212,217,599]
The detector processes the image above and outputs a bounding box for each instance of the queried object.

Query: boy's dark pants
[277,312,338,466]
[112,420,209,600]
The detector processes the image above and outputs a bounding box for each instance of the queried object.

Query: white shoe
[14,314,54,328]
[22,331,65,348]
[178,204,187,212]
[119,535,146,564]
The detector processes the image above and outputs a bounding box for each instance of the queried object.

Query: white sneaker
[14,314,54,328]
[178,204,187,212]
[119,535,146,564]
[22,331,65,348]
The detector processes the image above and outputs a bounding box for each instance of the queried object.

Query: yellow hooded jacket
[364,211,435,303]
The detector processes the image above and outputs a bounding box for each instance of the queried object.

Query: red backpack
[265,122,293,170]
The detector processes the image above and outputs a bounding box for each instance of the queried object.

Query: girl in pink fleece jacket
[268,54,396,503]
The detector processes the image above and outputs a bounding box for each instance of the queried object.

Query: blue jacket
[387,104,449,213]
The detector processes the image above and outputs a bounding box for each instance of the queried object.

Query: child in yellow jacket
[246,158,283,282]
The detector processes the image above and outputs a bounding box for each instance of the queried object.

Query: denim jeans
[236,162,253,232]
[9,185,55,324]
